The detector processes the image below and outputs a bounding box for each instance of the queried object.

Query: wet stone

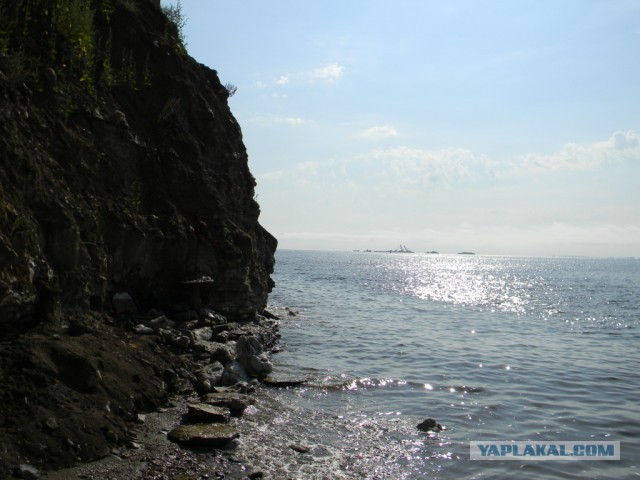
[290,444,311,453]
[263,377,306,388]
[201,392,254,416]
[416,418,443,432]
[187,403,231,424]
[167,424,238,447]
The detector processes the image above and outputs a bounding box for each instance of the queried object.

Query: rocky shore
[1,301,282,479]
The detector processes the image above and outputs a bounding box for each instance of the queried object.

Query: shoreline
[44,394,254,480]
[2,308,282,479]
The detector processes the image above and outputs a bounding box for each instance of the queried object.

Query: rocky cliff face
[0,0,277,334]
[0,1,278,475]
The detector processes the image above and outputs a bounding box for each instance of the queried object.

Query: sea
[231,250,640,479]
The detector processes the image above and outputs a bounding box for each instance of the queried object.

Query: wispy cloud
[247,115,306,126]
[279,117,305,125]
[362,146,496,187]
[359,125,399,139]
[276,75,290,85]
[264,130,639,198]
[310,63,345,82]
[517,130,640,172]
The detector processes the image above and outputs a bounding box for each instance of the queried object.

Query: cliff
[0,0,277,475]
[0,0,276,331]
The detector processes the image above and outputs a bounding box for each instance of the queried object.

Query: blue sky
[164,0,640,256]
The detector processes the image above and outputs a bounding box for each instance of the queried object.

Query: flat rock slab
[263,377,306,388]
[167,424,238,447]
[188,403,230,424]
[201,392,254,416]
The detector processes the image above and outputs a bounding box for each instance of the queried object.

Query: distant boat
[458,251,476,255]
[375,245,414,253]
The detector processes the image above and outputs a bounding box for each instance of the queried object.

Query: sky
[163,0,640,257]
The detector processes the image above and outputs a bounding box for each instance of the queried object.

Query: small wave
[308,377,409,391]
[442,385,486,394]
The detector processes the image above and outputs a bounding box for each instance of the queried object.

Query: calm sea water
[232,251,640,479]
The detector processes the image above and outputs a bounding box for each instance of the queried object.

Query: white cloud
[276,75,290,85]
[255,81,267,89]
[280,117,305,125]
[517,130,640,172]
[310,63,345,82]
[360,125,399,139]
[362,146,495,187]
[611,130,640,149]
[292,158,350,186]
[295,160,323,175]
[246,115,306,125]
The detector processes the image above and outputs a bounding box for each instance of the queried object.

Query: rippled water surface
[234,251,640,479]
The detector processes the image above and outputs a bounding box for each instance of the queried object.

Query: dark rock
[200,308,228,325]
[14,464,40,479]
[195,361,225,393]
[220,360,249,386]
[236,335,273,378]
[43,417,59,432]
[167,424,238,447]
[290,444,311,454]
[191,326,213,343]
[187,403,231,424]
[416,418,443,432]
[112,293,138,317]
[147,315,170,332]
[201,392,254,416]
[246,354,273,378]
[133,324,154,334]
[263,377,306,388]
[261,309,280,320]
[213,381,254,394]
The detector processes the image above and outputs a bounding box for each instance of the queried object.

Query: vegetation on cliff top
[0,0,185,90]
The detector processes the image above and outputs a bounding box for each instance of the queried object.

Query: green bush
[54,0,95,84]
[162,0,187,53]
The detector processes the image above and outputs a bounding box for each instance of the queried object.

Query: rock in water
[167,424,238,447]
[290,444,311,453]
[416,418,443,432]
[263,377,306,388]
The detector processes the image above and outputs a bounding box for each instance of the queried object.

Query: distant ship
[375,245,414,253]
